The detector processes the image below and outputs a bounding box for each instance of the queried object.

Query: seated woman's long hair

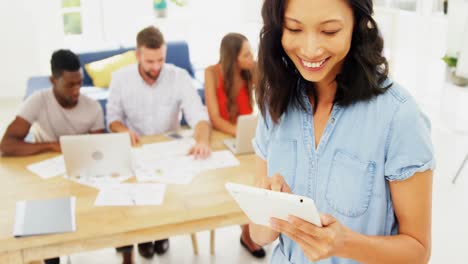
[219,33,255,123]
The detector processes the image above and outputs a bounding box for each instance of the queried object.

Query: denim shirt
[253,81,435,264]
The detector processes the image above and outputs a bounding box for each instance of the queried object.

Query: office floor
[62,227,277,264]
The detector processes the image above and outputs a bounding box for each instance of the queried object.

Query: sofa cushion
[79,47,134,86]
[79,41,195,87]
[166,41,195,77]
[84,50,136,88]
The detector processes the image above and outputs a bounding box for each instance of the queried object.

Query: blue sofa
[25,41,205,126]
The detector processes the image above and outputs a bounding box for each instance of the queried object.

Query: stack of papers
[95,183,166,206]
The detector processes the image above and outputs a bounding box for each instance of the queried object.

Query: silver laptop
[224,114,258,155]
[60,133,133,178]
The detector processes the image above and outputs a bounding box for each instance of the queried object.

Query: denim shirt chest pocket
[267,139,297,191]
[326,149,376,217]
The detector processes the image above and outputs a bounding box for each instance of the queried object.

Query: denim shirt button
[331,117,336,124]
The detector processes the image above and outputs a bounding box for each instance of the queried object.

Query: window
[374,0,447,14]
[374,0,417,11]
[62,0,82,35]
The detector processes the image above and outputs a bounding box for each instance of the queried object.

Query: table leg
[190,233,198,255]
[210,230,216,255]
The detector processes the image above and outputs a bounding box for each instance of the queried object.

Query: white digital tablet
[225,182,322,227]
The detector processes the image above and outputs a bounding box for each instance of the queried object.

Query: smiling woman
[281,1,353,80]
[250,0,435,264]
[257,0,389,120]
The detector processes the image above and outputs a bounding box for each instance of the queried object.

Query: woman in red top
[205,33,265,258]
[205,33,255,136]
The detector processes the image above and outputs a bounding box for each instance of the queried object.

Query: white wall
[96,0,263,68]
[446,0,468,56]
[0,0,262,99]
[374,7,448,106]
[0,0,63,99]
[3,0,451,101]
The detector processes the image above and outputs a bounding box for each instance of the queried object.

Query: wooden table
[0,132,255,263]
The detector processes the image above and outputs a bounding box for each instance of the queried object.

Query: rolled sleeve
[179,71,209,128]
[384,98,435,181]
[106,73,125,128]
[252,111,271,160]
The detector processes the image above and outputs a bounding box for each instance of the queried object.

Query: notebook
[13,197,76,237]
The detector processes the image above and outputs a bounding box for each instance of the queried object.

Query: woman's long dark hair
[256,0,391,123]
[219,33,254,123]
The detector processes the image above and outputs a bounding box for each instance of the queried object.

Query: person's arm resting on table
[109,121,139,145]
[0,93,61,156]
[0,117,60,156]
[189,120,211,159]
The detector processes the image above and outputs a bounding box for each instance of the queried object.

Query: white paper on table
[135,138,195,161]
[135,165,199,184]
[146,150,240,173]
[65,173,133,190]
[94,183,166,206]
[26,156,65,179]
[132,138,196,177]
[176,150,240,171]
